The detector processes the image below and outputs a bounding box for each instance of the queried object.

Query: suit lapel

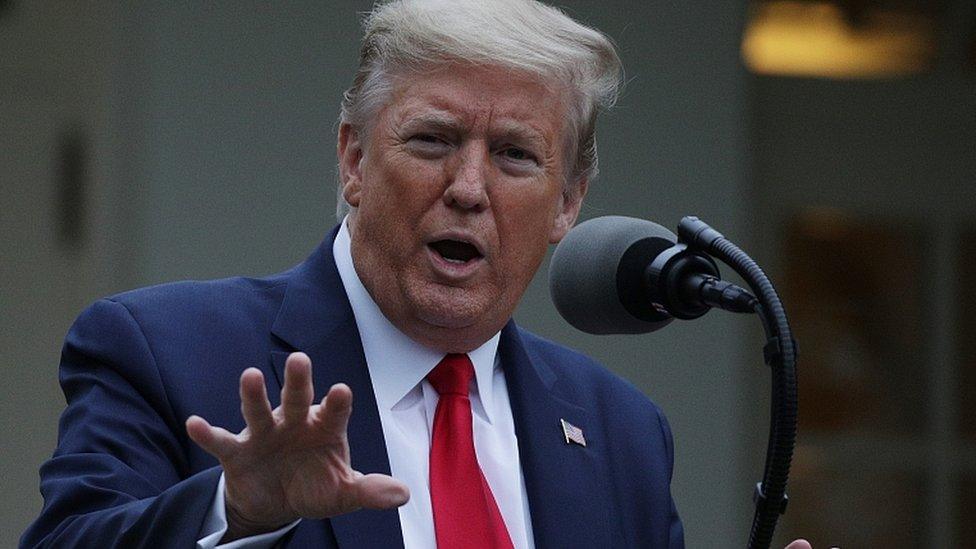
[269,226,405,549]
[500,323,615,549]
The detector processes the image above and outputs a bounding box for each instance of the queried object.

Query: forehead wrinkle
[386,73,567,154]
[393,85,483,124]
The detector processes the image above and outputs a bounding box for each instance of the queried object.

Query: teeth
[444,257,466,264]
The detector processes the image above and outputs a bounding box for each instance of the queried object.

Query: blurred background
[1,1,974,547]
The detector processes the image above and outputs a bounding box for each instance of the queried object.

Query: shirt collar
[333,217,501,423]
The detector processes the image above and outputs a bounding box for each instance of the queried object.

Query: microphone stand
[677,216,797,549]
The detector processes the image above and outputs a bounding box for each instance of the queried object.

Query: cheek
[494,198,560,264]
[366,154,443,207]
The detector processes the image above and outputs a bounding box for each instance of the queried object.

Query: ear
[337,123,365,208]
[548,178,588,244]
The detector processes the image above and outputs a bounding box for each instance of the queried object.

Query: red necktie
[428,354,514,549]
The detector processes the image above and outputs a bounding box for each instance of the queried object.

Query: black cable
[678,216,798,549]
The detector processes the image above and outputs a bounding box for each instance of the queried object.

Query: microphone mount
[642,243,758,319]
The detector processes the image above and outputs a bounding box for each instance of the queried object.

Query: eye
[503,147,529,161]
[414,134,443,144]
[496,147,540,175]
[406,134,452,157]
[499,146,537,164]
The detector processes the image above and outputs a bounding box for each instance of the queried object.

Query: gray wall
[1,2,754,546]
[1,2,120,545]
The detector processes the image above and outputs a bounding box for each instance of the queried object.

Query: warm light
[742,1,937,79]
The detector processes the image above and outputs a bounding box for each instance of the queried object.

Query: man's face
[338,65,586,352]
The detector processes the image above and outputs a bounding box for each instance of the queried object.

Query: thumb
[354,473,410,510]
[785,540,812,549]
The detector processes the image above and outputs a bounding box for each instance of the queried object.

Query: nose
[443,143,490,211]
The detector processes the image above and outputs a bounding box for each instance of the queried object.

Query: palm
[186,352,409,537]
[277,430,355,518]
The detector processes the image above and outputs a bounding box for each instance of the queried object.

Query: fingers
[186,415,238,458]
[281,352,314,423]
[240,368,273,433]
[784,540,812,549]
[316,383,353,440]
[353,473,410,510]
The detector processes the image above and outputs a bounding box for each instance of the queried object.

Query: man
[23,1,811,547]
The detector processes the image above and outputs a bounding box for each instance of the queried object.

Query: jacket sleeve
[21,298,222,548]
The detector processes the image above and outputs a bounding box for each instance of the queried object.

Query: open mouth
[428,239,483,264]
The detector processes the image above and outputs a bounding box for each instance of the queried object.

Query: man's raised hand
[185,352,410,541]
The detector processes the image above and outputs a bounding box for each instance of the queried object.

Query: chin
[410,285,498,330]
[416,300,483,330]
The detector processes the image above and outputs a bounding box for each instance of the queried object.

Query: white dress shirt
[197,219,534,548]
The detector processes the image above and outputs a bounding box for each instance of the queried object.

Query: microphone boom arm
[678,216,798,549]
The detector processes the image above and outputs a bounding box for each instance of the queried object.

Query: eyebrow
[492,120,550,150]
[397,112,464,134]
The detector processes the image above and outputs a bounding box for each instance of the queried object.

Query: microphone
[548,215,756,335]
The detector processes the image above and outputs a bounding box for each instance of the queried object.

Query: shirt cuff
[196,472,301,549]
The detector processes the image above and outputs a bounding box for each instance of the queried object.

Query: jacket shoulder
[93,271,289,333]
[108,271,289,313]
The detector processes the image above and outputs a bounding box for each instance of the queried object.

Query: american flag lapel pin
[560,418,586,447]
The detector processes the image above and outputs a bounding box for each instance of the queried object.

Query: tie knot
[428,353,475,396]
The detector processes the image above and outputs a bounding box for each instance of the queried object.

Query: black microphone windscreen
[549,216,676,335]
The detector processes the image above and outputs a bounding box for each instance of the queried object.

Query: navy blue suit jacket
[22,226,684,548]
